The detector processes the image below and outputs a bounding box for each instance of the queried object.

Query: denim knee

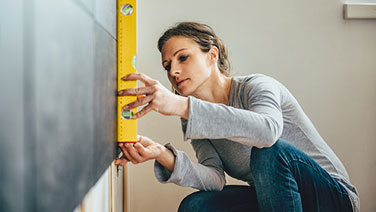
[251,139,283,163]
[250,139,291,178]
[178,191,207,212]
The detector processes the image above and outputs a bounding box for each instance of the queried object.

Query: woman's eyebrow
[162,48,188,65]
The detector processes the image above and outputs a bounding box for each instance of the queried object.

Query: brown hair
[157,22,231,76]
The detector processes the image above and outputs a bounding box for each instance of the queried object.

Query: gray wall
[129,0,376,212]
[0,0,118,211]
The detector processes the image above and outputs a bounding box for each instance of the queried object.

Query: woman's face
[161,36,214,97]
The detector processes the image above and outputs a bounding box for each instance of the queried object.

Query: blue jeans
[178,139,353,212]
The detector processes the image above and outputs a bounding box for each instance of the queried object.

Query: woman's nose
[169,64,181,76]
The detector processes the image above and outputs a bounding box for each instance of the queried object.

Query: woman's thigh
[178,185,259,212]
[250,139,353,212]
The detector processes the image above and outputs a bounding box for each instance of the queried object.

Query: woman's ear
[208,46,219,64]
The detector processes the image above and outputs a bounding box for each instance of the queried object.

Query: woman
[114,22,359,212]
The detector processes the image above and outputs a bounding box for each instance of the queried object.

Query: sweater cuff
[154,143,186,184]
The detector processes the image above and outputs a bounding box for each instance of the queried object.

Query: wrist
[175,96,189,119]
[156,144,173,160]
[155,144,167,161]
[156,144,176,172]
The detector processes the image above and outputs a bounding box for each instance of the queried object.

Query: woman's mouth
[177,79,188,87]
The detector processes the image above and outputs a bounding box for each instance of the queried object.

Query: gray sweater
[154,74,359,212]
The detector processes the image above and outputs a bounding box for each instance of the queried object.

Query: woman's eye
[164,64,171,72]
[179,55,188,62]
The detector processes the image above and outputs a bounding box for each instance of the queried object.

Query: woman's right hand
[118,73,189,119]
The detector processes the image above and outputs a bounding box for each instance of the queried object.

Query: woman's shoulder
[232,73,281,91]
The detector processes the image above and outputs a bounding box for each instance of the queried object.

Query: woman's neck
[191,70,233,105]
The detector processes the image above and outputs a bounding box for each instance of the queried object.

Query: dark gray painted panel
[93,24,118,177]
[0,1,25,211]
[1,0,118,211]
[33,0,95,211]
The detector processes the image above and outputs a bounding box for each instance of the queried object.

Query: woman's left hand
[115,135,163,166]
[118,73,188,119]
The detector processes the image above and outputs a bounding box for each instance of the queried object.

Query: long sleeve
[184,76,284,148]
[154,141,226,191]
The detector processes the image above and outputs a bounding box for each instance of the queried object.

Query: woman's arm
[115,136,226,191]
[154,139,226,191]
[183,76,283,148]
[118,73,283,148]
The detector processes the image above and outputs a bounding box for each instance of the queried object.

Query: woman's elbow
[207,173,226,191]
[264,117,283,147]
[211,179,225,191]
[261,136,278,148]
[257,128,282,148]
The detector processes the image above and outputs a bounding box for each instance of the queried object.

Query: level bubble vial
[132,54,137,69]
[121,4,133,16]
[121,110,133,120]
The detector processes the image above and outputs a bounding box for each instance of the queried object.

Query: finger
[114,159,120,165]
[137,95,146,100]
[115,158,128,166]
[122,73,157,86]
[121,144,137,164]
[114,158,124,165]
[134,142,148,157]
[137,135,152,146]
[118,86,155,96]
[123,94,154,111]
[118,142,127,154]
[125,143,144,163]
[131,103,155,119]
[116,146,130,161]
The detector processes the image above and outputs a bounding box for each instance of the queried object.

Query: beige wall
[128,0,376,211]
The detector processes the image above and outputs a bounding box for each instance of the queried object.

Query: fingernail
[123,105,129,110]
[118,91,123,95]
[122,75,128,80]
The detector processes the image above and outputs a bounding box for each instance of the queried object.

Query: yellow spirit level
[117,0,137,142]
